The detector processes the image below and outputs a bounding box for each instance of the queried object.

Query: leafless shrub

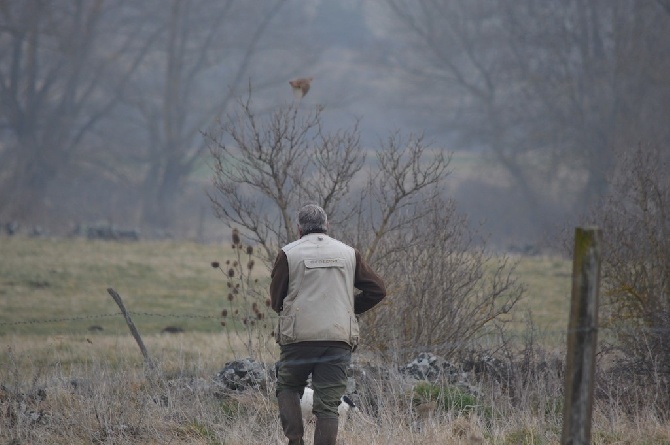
[363,200,524,362]
[590,143,670,407]
[206,94,365,263]
[206,94,521,361]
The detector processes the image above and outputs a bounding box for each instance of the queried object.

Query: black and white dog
[299,387,357,418]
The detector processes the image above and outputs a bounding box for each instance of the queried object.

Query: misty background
[1,0,669,249]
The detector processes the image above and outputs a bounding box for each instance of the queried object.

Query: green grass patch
[509,254,572,337]
[0,236,571,343]
[413,381,486,417]
[0,236,266,336]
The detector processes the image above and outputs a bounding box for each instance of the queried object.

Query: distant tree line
[373,0,670,241]
[0,0,316,232]
[2,0,668,246]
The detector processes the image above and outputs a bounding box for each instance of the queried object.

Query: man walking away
[271,204,386,445]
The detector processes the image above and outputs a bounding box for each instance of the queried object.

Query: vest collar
[300,230,327,237]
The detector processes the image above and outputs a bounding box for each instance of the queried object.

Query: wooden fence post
[561,227,602,445]
[107,287,155,371]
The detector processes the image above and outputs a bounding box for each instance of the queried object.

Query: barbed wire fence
[3,311,667,348]
[0,311,221,327]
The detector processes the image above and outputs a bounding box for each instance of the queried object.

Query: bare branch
[207,97,364,261]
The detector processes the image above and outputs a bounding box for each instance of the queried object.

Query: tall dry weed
[211,228,277,362]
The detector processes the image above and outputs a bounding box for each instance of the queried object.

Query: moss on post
[561,227,602,445]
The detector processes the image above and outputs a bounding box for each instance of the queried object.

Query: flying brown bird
[289,77,313,99]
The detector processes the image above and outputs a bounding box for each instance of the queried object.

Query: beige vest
[277,233,359,346]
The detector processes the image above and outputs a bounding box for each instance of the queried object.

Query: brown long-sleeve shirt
[270,246,386,315]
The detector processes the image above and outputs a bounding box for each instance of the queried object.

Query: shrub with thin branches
[362,200,524,362]
[591,143,670,409]
[205,93,520,361]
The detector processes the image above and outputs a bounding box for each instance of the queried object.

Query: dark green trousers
[276,342,351,418]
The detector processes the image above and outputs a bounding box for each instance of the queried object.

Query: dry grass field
[1,235,669,444]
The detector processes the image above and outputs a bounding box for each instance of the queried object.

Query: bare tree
[377,0,545,223]
[0,1,156,223]
[375,0,670,238]
[117,0,306,228]
[207,95,453,260]
[207,95,523,358]
[0,0,320,232]
[207,96,365,262]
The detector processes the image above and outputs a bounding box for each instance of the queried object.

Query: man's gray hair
[298,204,328,234]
